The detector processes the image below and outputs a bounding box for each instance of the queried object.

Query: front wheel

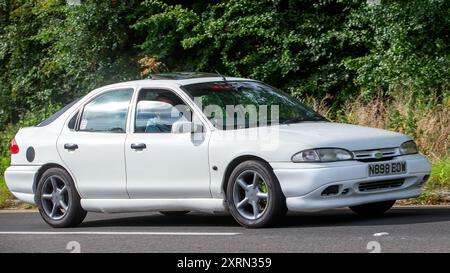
[227,160,286,228]
[36,168,87,228]
[349,200,396,216]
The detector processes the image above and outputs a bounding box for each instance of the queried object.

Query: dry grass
[138,55,163,77]
[415,105,450,160]
[308,92,450,161]
[341,92,390,129]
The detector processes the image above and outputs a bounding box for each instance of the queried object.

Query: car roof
[96,72,255,90]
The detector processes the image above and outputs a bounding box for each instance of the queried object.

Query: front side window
[135,89,191,133]
[79,88,133,133]
[68,111,79,130]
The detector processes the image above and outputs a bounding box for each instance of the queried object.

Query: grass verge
[427,157,450,190]
[0,176,13,209]
[402,157,450,205]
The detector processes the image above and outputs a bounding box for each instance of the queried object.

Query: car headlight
[399,140,418,155]
[291,148,353,163]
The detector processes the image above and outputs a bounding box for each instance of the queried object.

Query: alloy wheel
[232,170,269,220]
[41,175,70,220]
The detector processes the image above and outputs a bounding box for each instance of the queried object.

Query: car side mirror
[171,121,203,134]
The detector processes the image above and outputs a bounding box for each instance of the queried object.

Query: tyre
[36,167,87,228]
[349,200,396,216]
[226,160,287,228]
[159,211,190,216]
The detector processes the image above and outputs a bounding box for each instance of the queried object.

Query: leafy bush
[134,0,364,102]
[1,0,449,128]
[344,0,450,97]
[0,0,141,129]
[427,157,450,190]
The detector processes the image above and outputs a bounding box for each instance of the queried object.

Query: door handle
[64,143,78,150]
[131,143,146,150]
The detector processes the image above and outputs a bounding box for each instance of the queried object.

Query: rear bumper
[4,165,40,205]
[271,154,431,212]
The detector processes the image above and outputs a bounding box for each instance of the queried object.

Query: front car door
[57,88,134,199]
[125,87,211,198]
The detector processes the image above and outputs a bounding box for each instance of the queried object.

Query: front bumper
[270,154,430,212]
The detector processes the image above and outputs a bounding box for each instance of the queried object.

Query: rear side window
[36,98,80,127]
[78,88,133,133]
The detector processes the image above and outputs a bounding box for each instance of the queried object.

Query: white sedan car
[5,73,430,228]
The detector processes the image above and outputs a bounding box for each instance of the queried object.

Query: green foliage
[387,105,417,138]
[135,0,364,101]
[427,157,450,190]
[343,0,450,97]
[0,0,141,129]
[1,0,449,129]
[132,0,199,70]
[35,0,141,97]
[0,176,12,208]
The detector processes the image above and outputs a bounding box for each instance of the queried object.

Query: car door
[57,88,134,199]
[125,88,211,198]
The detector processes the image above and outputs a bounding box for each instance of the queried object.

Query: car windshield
[181,81,326,130]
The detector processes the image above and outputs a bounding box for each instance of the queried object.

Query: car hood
[275,122,410,151]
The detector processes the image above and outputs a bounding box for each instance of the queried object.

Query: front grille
[357,157,394,162]
[358,179,404,192]
[353,147,400,162]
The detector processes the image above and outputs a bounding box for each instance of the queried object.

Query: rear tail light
[10,138,19,154]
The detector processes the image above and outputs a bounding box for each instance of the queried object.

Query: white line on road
[0,231,240,236]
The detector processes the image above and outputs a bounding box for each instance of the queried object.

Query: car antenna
[215,70,227,82]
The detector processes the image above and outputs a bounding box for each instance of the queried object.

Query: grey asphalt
[0,207,450,253]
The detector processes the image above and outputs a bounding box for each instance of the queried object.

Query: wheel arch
[221,155,271,199]
[33,163,73,195]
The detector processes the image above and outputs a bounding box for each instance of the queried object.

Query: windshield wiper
[281,116,325,124]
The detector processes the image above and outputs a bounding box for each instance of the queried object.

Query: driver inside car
[139,91,188,133]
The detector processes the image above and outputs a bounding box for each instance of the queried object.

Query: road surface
[0,207,449,253]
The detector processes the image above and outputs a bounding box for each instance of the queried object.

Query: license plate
[368,161,407,177]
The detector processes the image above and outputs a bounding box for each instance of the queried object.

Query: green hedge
[1,0,449,130]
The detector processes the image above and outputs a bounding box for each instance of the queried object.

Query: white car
[5,73,431,228]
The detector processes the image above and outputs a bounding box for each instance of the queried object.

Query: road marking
[0,209,38,213]
[0,231,240,236]
[373,232,389,237]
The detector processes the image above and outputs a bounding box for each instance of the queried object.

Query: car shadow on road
[80,213,238,228]
[79,207,450,229]
[280,207,450,228]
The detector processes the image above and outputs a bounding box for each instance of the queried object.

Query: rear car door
[57,88,134,199]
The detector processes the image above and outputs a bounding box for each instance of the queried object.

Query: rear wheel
[227,160,286,228]
[36,168,87,228]
[349,200,396,216]
[159,211,190,216]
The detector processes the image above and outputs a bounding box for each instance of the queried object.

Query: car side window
[68,111,79,130]
[79,88,133,133]
[135,89,191,133]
